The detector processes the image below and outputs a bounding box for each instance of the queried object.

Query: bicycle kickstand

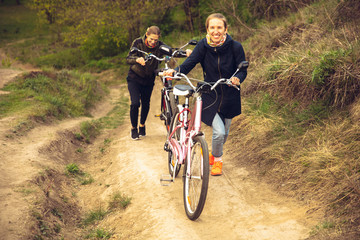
[160,174,173,186]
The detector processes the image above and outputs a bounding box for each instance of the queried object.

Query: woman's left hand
[186,49,192,57]
[230,77,240,86]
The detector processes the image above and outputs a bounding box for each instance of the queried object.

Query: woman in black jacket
[126,26,165,140]
[164,13,247,175]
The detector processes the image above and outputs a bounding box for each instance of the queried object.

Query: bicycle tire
[168,112,181,177]
[161,91,172,131]
[160,90,166,121]
[183,135,209,220]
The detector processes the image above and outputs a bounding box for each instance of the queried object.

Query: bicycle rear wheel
[183,135,209,220]
[161,91,172,131]
[168,112,181,177]
[169,92,178,116]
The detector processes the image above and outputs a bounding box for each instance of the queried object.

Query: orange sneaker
[209,153,215,165]
[211,161,223,176]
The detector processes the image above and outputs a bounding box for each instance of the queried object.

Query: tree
[183,0,199,33]
[30,0,181,59]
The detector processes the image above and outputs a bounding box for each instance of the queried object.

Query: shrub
[80,27,128,60]
[35,48,86,69]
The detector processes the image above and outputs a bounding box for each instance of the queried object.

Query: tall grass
[234,0,360,238]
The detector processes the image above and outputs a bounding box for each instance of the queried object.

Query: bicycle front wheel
[183,135,209,220]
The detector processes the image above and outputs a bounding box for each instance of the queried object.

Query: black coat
[176,34,247,126]
[126,35,165,86]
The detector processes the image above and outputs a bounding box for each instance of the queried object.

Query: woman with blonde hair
[164,13,247,175]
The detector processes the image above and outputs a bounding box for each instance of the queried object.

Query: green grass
[65,163,80,175]
[65,163,94,185]
[84,228,113,239]
[0,70,105,134]
[108,192,132,210]
[0,3,48,46]
[83,208,108,226]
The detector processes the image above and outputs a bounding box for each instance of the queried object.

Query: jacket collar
[204,34,232,53]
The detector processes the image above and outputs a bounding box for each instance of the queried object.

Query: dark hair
[146,26,161,36]
[205,13,228,30]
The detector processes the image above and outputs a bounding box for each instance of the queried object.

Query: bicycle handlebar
[130,39,197,63]
[158,60,249,92]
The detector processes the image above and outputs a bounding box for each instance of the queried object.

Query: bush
[80,27,128,60]
[35,48,86,69]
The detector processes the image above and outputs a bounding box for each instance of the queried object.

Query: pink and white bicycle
[159,61,248,220]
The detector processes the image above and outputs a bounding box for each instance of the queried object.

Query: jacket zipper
[216,48,223,112]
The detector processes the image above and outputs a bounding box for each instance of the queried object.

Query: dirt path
[75,82,319,239]
[0,51,319,239]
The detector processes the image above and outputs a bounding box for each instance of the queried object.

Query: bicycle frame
[167,89,203,181]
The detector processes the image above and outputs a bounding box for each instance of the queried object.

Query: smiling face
[145,33,159,47]
[207,18,227,44]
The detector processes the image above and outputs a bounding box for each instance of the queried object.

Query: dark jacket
[175,34,247,126]
[126,34,165,86]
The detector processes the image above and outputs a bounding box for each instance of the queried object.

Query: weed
[108,192,132,210]
[1,56,12,67]
[310,220,336,235]
[85,228,113,239]
[75,132,83,140]
[54,223,61,233]
[65,163,94,185]
[51,208,63,220]
[80,120,101,143]
[66,163,80,175]
[80,173,94,185]
[83,208,108,226]
[311,49,346,85]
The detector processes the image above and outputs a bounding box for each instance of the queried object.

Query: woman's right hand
[163,69,176,76]
[136,57,146,66]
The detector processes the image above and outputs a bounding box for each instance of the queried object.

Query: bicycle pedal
[160,174,173,186]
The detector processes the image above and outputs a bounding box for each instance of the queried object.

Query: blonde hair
[205,13,228,30]
[146,26,161,36]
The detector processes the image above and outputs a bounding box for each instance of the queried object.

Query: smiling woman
[163,13,247,176]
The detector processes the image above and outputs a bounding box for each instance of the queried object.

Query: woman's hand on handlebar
[186,49,192,57]
[136,57,146,66]
[230,76,240,86]
[163,69,176,76]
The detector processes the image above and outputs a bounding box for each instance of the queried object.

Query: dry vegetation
[232,0,360,238]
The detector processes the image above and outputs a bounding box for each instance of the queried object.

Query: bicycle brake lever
[226,79,240,91]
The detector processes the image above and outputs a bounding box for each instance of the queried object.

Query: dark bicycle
[130,40,197,132]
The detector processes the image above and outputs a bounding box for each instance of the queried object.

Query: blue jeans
[211,113,232,158]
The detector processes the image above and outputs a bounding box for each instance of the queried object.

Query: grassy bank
[234,0,360,238]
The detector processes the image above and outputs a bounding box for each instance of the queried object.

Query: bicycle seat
[173,85,194,96]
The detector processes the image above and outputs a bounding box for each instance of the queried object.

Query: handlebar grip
[177,50,187,57]
[157,71,175,77]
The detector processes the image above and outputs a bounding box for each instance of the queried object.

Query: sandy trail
[75,81,316,239]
